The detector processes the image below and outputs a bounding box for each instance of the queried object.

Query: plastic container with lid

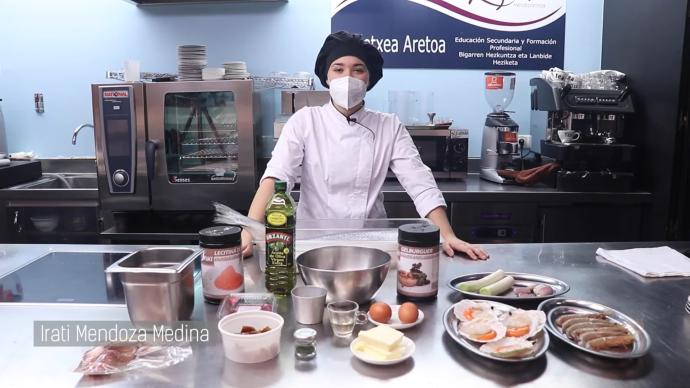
[216,293,276,319]
[199,225,243,303]
[218,310,284,363]
[397,223,440,301]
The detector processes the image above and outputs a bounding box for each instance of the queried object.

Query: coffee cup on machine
[557,130,581,143]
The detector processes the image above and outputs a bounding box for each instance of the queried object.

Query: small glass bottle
[293,328,317,360]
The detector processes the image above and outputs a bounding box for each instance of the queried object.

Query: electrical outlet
[518,134,532,150]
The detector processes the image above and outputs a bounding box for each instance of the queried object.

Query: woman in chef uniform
[243,31,488,260]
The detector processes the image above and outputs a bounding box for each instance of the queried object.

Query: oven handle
[146,140,158,181]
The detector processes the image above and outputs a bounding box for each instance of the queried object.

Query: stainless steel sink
[11,173,97,189]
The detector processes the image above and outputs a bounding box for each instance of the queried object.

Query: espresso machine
[480,72,521,184]
[529,73,636,191]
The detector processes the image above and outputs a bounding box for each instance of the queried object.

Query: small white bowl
[30,216,59,232]
[218,310,284,363]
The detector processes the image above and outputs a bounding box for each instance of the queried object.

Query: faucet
[72,123,94,145]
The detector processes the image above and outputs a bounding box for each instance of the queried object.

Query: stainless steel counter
[0,173,651,204]
[1,241,690,387]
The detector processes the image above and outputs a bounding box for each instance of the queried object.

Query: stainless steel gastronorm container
[106,247,200,323]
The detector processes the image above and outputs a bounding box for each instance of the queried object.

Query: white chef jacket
[261,101,446,220]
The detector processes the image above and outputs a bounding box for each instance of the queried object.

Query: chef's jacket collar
[327,100,368,125]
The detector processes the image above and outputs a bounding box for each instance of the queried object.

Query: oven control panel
[99,86,135,194]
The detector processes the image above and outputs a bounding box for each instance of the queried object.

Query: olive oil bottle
[265,180,296,295]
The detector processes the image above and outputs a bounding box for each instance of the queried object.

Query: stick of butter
[353,340,405,361]
[357,325,403,352]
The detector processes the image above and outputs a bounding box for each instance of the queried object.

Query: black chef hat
[314,31,384,91]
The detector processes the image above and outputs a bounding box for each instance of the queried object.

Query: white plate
[350,336,415,366]
[368,305,424,330]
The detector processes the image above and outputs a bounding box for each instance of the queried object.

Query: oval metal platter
[448,272,570,302]
[443,300,550,363]
[538,298,651,359]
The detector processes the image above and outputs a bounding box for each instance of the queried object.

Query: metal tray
[442,300,550,363]
[538,298,651,359]
[448,272,570,302]
[405,123,452,130]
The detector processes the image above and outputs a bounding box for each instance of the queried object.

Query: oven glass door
[164,91,239,184]
[411,136,447,171]
[145,80,255,212]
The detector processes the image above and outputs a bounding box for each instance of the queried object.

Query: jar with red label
[199,225,243,303]
[397,223,440,301]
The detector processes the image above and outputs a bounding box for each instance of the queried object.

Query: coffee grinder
[480,72,521,184]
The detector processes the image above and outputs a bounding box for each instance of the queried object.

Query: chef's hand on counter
[241,229,254,258]
[427,207,489,260]
[442,235,489,260]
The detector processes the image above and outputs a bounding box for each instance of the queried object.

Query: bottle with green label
[265,180,296,295]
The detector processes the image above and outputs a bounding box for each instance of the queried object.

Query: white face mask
[329,76,367,109]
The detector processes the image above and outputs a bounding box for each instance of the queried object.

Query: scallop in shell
[501,309,546,339]
[457,318,507,343]
[453,300,499,322]
[479,337,534,358]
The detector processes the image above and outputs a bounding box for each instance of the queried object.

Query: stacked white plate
[202,67,225,81]
[178,45,207,81]
[223,61,250,80]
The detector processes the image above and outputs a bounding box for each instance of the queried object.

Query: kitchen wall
[0,0,603,157]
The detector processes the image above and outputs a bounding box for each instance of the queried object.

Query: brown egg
[398,302,419,324]
[368,302,392,323]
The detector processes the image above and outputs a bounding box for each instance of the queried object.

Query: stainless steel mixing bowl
[296,246,391,304]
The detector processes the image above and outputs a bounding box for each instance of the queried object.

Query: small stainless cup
[291,286,327,324]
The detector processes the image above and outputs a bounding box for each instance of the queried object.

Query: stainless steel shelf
[180,149,238,160]
[105,71,313,90]
[252,76,313,90]
[177,126,237,134]
[181,137,236,146]
[105,70,176,81]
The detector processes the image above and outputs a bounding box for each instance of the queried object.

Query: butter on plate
[353,325,405,361]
